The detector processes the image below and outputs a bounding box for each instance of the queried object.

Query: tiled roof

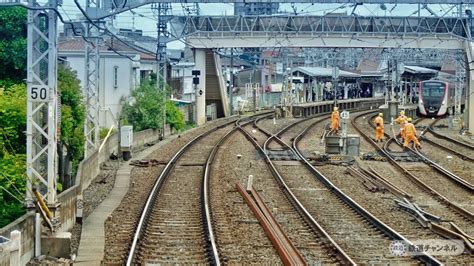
[58,37,156,61]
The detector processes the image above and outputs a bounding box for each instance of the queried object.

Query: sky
[56,1,466,49]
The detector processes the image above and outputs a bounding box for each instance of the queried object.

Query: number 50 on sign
[28,86,50,102]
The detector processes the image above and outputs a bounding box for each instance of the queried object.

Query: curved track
[253,112,434,264]
[240,119,355,264]
[352,112,474,248]
[126,120,238,265]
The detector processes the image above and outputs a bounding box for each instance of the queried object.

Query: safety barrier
[0,231,21,266]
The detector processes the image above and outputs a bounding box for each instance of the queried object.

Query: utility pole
[332,66,339,106]
[153,3,172,139]
[83,0,101,158]
[25,0,59,208]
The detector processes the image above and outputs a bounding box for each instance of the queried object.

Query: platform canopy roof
[292,67,360,78]
[403,65,438,74]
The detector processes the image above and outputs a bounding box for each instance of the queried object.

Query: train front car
[418,80,449,117]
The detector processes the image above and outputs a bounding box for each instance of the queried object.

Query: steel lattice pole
[26,0,59,206]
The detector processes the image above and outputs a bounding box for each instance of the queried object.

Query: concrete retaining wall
[0,128,160,265]
[0,212,35,266]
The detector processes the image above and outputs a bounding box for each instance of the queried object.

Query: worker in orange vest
[374,113,385,142]
[331,106,339,134]
[403,117,421,149]
[395,110,407,141]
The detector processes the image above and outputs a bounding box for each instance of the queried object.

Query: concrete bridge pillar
[194,49,207,126]
[464,41,474,133]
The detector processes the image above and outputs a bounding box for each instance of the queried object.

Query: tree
[0,84,27,156]
[121,80,164,131]
[58,64,85,181]
[166,100,185,132]
[0,7,27,86]
[0,84,26,227]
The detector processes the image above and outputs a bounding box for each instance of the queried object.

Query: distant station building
[291,67,361,102]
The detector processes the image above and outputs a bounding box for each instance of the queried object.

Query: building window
[113,66,119,89]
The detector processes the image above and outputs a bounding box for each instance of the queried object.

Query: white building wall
[60,53,138,129]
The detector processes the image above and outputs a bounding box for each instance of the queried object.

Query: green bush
[99,127,117,140]
[121,81,165,131]
[166,100,186,132]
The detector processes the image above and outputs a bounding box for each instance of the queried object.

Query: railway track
[239,121,354,264]
[253,112,435,264]
[418,119,474,163]
[366,113,473,216]
[351,112,474,258]
[103,118,239,264]
[126,120,239,264]
[293,112,473,264]
[428,118,474,150]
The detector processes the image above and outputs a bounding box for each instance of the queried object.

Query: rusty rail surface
[236,184,306,266]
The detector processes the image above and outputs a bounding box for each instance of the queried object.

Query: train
[417,80,465,117]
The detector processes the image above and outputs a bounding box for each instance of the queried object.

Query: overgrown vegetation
[0,85,27,227]
[121,80,186,133]
[0,6,86,226]
[166,100,186,132]
[58,64,85,177]
[0,7,27,87]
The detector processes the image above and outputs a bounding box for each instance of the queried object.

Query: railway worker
[403,117,422,149]
[395,110,408,141]
[374,113,385,142]
[331,106,340,134]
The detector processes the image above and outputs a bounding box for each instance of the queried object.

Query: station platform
[292,97,386,118]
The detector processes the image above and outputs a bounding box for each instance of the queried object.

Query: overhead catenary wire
[74,0,158,56]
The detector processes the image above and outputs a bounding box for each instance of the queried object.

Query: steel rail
[418,119,474,162]
[428,119,474,150]
[202,113,273,264]
[412,145,474,191]
[236,184,306,265]
[376,115,473,192]
[292,114,443,265]
[126,118,237,265]
[354,111,474,222]
[420,132,474,162]
[238,125,356,265]
[371,115,474,192]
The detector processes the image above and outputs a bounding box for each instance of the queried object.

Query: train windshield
[422,82,446,98]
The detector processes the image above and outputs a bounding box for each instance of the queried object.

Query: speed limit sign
[28,86,49,102]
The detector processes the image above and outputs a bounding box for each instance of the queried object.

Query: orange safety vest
[374,116,384,128]
[332,111,339,120]
[404,123,416,135]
